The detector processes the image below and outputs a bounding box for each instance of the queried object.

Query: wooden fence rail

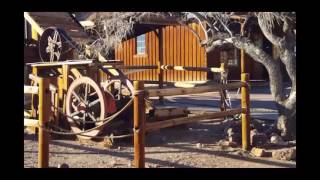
[146,108,243,132]
[146,81,245,97]
[133,73,250,168]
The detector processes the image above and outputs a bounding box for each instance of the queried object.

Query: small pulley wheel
[39,27,69,62]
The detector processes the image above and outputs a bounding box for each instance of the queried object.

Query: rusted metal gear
[65,76,115,139]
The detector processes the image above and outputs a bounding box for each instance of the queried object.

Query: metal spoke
[84,83,89,103]
[89,91,97,97]
[70,111,81,117]
[82,113,86,131]
[72,91,81,102]
[53,30,59,42]
[88,98,100,108]
[56,41,62,48]
[50,50,55,62]
[54,52,61,61]
[72,91,87,105]
[87,112,97,122]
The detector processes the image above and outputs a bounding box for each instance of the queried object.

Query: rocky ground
[24,118,296,168]
[24,85,296,168]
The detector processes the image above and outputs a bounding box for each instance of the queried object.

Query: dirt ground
[24,86,296,168]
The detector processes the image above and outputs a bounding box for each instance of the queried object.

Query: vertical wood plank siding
[115,23,207,82]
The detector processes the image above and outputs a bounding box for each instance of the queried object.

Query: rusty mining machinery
[25,14,235,140]
[26,25,138,140]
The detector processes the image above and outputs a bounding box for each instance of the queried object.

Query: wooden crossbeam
[24,85,39,94]
[24,12,44,35]
[24,118,39,127]
[146,82,245,97]
[146,108,243,132]
[160,65,223,73]
[26,59,123,68]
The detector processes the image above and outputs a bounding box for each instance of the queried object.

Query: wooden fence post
[133,81,145,168]
[241,73,250,150]
[240,22,246,74]
[158,29,164,105]
[38,77,50,168]
[220,62,227,112]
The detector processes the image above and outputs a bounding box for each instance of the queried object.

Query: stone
[250,129,268,147]
[272,148,296,161]
[57,163,69,168]
[251,147,267,157]
[270,133,288,146]
[218,139,237,148]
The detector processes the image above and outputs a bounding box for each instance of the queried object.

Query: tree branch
[257,14,282,46]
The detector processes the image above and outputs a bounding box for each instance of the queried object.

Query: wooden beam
[24,12,44,35]
[24,110,32,118]
[160,65,222,72]
[29,12,72,19]
[27,60,96,67]
[146,108,243,132]
[30,67,38,119]
[79,20,94,27]
[62,65,70,115]
[146,82,245,97]
[24,118,39,127]
[27,60,123,68]
[24,85,39,94]
[153,107,188,121]
[113,65,158,70]
[29,73,40,84]
[26,78,57,93]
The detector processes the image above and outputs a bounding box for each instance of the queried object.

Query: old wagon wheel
[39,27,70,62]
[66,76,109,139]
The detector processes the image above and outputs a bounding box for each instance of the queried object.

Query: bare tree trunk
[221,36,296,140]
[257,14,296,140]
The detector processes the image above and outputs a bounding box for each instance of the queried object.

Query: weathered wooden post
[62,64,69,114]
[220,62,227,112]
[241,73,250,150]
[38,77,50,168]
[240,22,246,74]
[133,81,146,168]
[31,67,38,118]
[157,29,164,105]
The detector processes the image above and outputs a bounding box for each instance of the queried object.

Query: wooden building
[115,22,272,82]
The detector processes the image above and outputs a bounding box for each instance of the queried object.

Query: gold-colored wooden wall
[115,23,207,82]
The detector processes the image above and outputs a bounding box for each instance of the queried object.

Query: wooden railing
[132,72,251,168]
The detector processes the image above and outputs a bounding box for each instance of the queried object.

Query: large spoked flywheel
[65,76,116,139]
